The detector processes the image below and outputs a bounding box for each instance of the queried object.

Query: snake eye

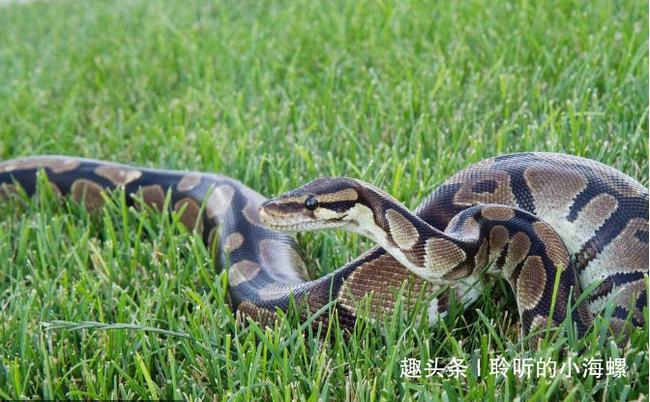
[305,196,319,210]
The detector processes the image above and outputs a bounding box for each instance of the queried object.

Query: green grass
[0,0,648,399]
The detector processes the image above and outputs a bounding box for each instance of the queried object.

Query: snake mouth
[263,218,347,232]
[258,203,348,232]
[260,214,348,232]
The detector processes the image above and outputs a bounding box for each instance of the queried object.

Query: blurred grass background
[0,0,647,400]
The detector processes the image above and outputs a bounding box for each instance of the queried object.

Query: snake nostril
[258,203,271,217]
[258,201,283,222]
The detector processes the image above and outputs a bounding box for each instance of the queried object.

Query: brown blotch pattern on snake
[138,184,166,211]
[424,238,466,274]
[532,221,569,269]
[516,256,546,311]
[0,157,80,174]
[243,199,266,227]
[206,184,235,218]
[481,205,516,221]
[385,208,419,250]
[174,197,203,233]
[452,168,517,206]
[503,231,531,279]
[228,260,261,287]
[489,225,509,261]
[71,179,106,213]
[95,165,142,186]
[224,232,244,252]
[524,165,587,217]
[177,174,202,192]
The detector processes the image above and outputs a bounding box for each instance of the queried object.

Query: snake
[0,152,647,342]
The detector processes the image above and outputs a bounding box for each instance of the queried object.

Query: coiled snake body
[0,153,647,340]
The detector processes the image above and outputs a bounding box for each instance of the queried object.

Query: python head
[259,177,381,233]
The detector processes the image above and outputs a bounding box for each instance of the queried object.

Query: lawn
[0,0,648,400]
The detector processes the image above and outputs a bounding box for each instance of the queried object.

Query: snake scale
[0,152,647,342]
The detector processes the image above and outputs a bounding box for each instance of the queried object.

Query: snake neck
[350,186,475,283]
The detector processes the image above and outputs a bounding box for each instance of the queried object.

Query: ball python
[0,152,647,341]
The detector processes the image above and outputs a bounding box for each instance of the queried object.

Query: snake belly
[0,153,647,337]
